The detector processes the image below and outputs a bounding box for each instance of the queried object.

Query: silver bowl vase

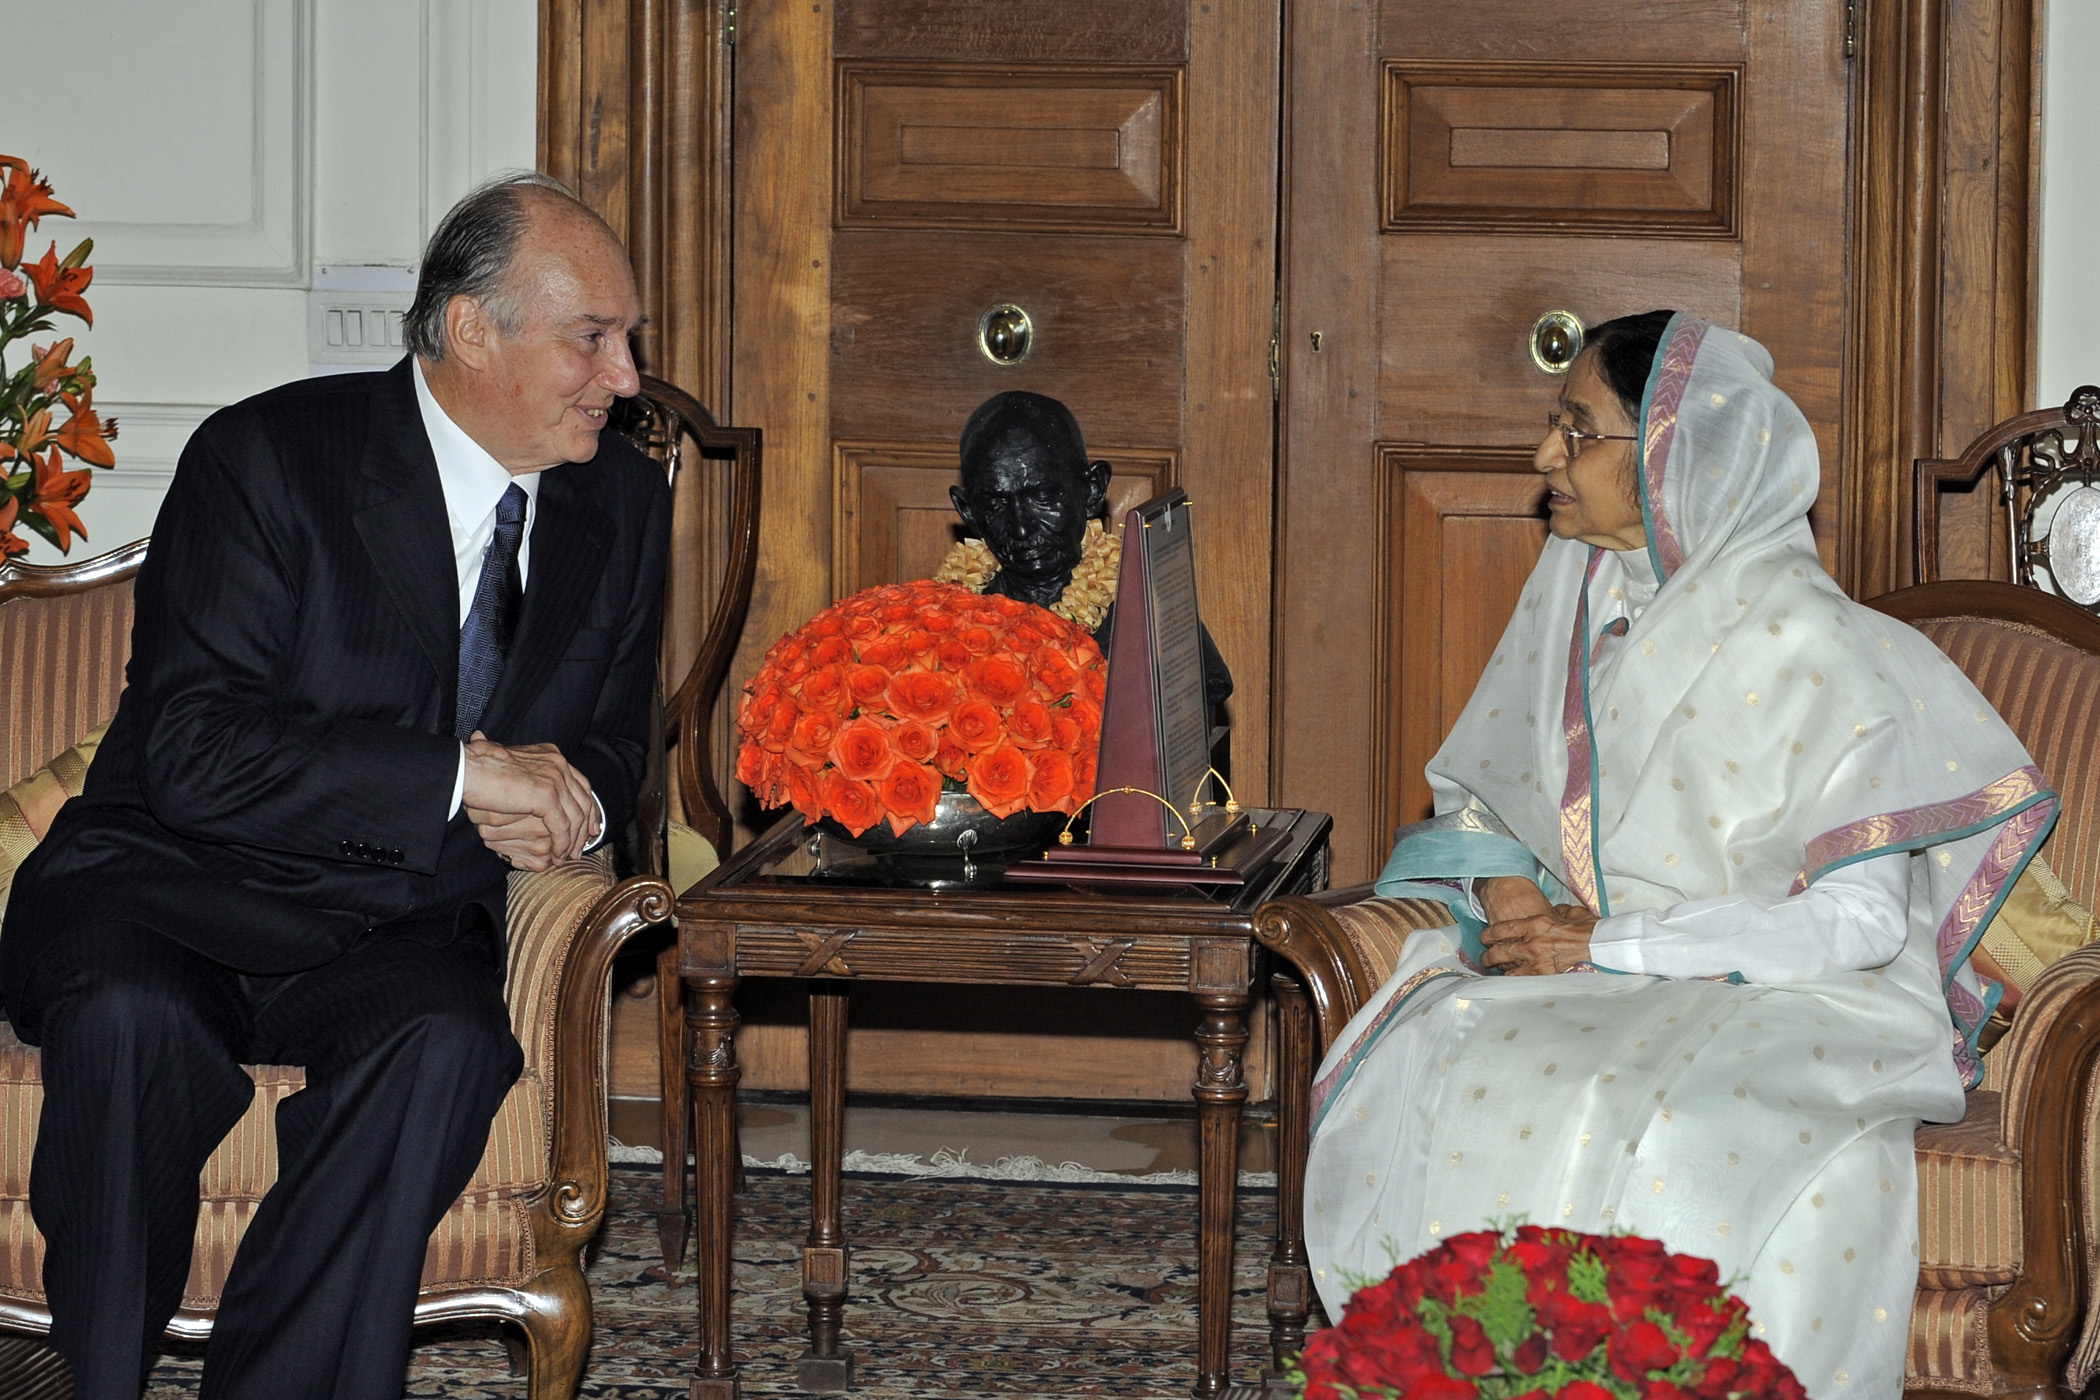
[817,791,1066,889]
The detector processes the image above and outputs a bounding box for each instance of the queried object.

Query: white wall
[1,0,537,564]
[2037,0,2100,408]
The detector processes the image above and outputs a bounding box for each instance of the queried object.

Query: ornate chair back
[0,541,147,790]
[606,375,761,1273]
[609,375,762,868]
[1915,384,2100,617]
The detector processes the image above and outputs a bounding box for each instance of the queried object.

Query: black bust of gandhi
[952,390,1232,711]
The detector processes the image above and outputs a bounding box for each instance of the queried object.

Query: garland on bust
[933,517,1120,632]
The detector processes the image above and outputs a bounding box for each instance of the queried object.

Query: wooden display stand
[1008,491,1297,891]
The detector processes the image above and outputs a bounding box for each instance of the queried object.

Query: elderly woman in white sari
[1303,312,2056,1397]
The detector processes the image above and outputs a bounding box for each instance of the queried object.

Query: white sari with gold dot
[1304,319,2054,1397]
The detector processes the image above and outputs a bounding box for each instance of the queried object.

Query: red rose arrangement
[1296,1227,1806,1400]
[735,580,1106,838]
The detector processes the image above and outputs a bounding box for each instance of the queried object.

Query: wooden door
[725,0,1281,1100]
[1273,1,1857,883]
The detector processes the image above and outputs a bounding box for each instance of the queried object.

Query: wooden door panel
[828,231,1187,444]
[835,0,1188,64]
[838,62,1183,233]
[833,442,1175,596]
[1388,63,1739,233]
[1377,238,1741,440]
[1378,1,1748,58]
[1385,453,1549,827]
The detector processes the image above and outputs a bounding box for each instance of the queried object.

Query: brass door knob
[977,303,1033,365]
[1530,310,1585,375]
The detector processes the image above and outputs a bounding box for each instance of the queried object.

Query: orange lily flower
[53,390,115,468]
[25,243,92,325]
[29,339,75,393]
[28,446,90,553]
[0,163,74,270]
[14,407,51,457]
[0,494,28,560]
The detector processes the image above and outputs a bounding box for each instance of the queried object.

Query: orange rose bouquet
[735,580,1106,838]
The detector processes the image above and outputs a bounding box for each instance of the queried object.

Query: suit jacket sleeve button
[339,839,353,855]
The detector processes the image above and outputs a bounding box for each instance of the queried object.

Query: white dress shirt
[411,359,602,846]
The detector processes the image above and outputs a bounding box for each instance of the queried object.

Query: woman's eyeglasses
[1547,410,1638,461]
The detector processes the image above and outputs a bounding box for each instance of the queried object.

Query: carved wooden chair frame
[608,373,763,1271]
[1915,384,2100,617]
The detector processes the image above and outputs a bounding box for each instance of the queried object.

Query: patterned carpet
[139,1165,1289,1398]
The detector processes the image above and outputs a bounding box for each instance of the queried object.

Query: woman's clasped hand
[1475,874,1597,975]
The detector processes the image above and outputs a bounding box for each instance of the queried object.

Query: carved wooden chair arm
[1974,941,2100,1376]
[1256,896,1370,1052]
[502,858,674,1240]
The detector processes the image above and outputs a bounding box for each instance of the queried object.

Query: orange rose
[934,734,969,781]
[958,624,998,657]
[1069,695,1103,745]
[788,709,842,764]
[880,601,915,624]
[887,669,959,725]
[1073,750,1097,803]
[966,742,1034,818]
[829,716,896,782]
[759,698,799,753]
[963,655,1030,708]
[1006,697,1054,749]
[810,614,845,638]
[891,717,940,765]
[1051,712,1082,751]
[764,634,807,667]
[858,636,906,669]
[948,697,1004,753]
[800,663,852,716]
[1027,748,1077,814]
[786,761,824,821]
[988,594,1028,618]
[937,638,972,669]
[736,742,783,805]
[1080,666,1107,703]
[737,686,780,736]
[903,630,940,665]
[845,614,881,640]
[919,608,957,633]
[1031,649,1080,696]
[878,760,943,835]
[811,635,851,666]
[821,771,882,837]
[846,664,890,707]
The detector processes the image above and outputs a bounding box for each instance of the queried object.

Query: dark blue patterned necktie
[455,482,527,739]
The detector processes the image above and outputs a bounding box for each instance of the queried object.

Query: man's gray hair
[403,171,586,361]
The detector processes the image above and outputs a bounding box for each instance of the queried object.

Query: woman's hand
[1478,876,1553,925]
[1480,903,1599,976]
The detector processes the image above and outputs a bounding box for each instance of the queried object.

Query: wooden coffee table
[677,808,1331,1399]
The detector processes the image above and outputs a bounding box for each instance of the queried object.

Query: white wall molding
[54,0,312,288]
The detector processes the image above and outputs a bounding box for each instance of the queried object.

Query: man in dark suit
[0,173,669,1398]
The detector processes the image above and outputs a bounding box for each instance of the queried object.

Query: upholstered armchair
[1256,387,2100,1398]
[0,376,758,1397]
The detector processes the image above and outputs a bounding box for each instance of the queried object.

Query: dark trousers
[16,918,522,1400]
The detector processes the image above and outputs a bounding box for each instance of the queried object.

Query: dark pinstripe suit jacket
[1,359,671,998]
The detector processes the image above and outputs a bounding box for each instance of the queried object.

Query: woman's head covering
[1399,315,2053,1084]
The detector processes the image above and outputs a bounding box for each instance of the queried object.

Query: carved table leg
[687,972,742,1400]
[799,979,855,1391]
[657,938,691,1272]
[1192,989,1250,1400]
[1263,974,1313,1388]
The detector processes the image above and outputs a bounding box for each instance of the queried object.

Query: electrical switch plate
[308,265,418,375]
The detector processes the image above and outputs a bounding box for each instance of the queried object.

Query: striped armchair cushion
[0,581,133,792]
[1915,615,2100,911]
